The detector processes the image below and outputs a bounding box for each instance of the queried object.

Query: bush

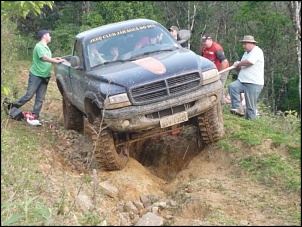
[1,20,20,100]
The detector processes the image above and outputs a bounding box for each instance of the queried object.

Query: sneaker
[230,108,245,116]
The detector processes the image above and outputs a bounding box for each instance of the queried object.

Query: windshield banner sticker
[90,24,156,43]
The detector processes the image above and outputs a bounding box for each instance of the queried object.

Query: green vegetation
[1,1,300,114]
[1,1,301,225]
[2,70,300,225]
[219,105,301,191]
[1,58,301,227]
[1,122,55,225]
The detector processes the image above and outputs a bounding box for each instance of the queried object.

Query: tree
[288,1,301,115]
[1,1,54,98]
[1,1,54,20]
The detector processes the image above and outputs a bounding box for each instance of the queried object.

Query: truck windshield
[87,26,178,68]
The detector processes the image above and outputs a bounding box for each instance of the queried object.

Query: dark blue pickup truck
[55,18,224,170]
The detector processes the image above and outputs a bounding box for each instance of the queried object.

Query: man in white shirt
[228,35,264,119]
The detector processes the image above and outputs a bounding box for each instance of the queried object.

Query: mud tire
[195,102,224,147]
[62,91,84,132]
[94,129,128,171]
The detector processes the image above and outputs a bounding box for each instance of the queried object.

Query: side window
[73,40,84,69]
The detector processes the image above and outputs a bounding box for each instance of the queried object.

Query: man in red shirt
[201,33,230,104]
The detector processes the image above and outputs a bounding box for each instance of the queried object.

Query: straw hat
[240,35,258,43]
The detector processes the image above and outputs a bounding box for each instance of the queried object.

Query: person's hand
[111,47,119,60]
[233,61,240,68]
[134,43,142,50]
[112,48,119,57]
[56,57,67,63]
[91,48,98,55]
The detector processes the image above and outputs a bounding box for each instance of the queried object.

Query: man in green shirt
[9,30,66,119]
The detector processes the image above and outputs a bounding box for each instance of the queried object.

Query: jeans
[14,72,49,119]
[228,79,263,119]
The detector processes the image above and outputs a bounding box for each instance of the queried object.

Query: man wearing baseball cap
[8,29,66,120]
[168,26,179,40]
[169,25,189,48]
[229,35,264,119]
[200,33,230,104]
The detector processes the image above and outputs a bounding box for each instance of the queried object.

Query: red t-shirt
[201,41,229,70]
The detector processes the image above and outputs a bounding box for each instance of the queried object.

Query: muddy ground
[10,66,300,226]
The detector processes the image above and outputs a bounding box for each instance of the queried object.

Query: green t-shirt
[29,42,52,78]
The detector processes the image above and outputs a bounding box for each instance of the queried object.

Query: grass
[206,213,240,226]
[219,105,301,193]
[2,21,300,224]
[239,152,300,191]
[1,118,55,225]
[1,63,301,225]
[1,99,301,225]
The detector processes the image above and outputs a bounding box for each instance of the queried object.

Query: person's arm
[91,48,107,64]
[111,48,119,61]
[233,59,253,69]
[216,50,228,71]
[220,59,228,71]
[95,52,107,63]
[42,56,66,64]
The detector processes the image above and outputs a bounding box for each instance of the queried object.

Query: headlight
[202,68,219,85]
[104,93,131,109]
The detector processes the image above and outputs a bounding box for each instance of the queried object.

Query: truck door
[69,39,87,113]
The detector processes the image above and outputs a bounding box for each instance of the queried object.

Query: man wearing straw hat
[229,35,264,119]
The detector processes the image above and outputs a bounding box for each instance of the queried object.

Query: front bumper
[104,80,222,132]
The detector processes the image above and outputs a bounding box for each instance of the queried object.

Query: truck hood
[87,49,213,91]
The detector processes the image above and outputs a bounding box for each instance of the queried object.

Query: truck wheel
[94,129,128,170]
[62,91,84,132]
[195,102,224,147]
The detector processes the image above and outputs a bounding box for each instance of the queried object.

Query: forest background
[1,1,301,116]
[1,2,301,226]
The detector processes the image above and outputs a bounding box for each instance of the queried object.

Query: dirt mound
[98,158,167,201]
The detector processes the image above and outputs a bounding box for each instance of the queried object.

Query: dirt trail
[13,67,300,226]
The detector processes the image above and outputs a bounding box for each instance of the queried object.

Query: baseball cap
[201,33,211,42]
[37,29,50,40]
[169,26,179,32]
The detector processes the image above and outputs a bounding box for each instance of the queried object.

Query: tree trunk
[288,1,301,115]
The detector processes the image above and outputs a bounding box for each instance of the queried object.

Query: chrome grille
[130,73,200,105]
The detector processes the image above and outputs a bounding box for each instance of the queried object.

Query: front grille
[130,72,200,105]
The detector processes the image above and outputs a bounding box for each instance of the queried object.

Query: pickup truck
[55,18,224,171]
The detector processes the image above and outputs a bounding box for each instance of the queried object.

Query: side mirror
[70,56,81,69]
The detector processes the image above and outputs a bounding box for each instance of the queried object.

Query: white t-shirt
[238,46,264,85]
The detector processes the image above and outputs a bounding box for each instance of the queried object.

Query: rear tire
[62,91,84,132]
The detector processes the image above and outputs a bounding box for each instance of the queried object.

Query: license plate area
[160,112,188,128]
